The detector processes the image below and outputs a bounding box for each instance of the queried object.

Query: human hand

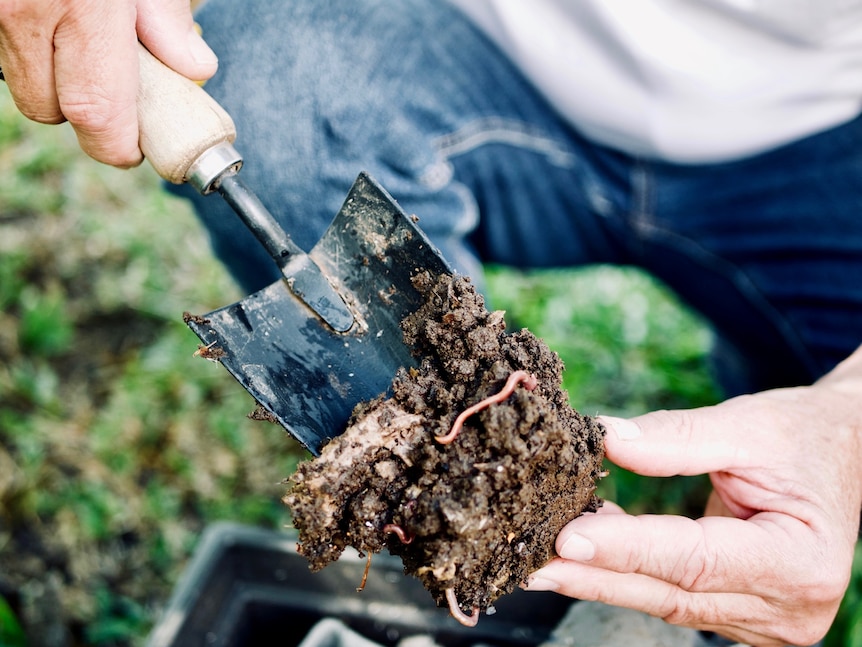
[526,346,862,646]
[0,0,218,167]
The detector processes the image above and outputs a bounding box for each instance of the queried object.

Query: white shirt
[448,0,862,162]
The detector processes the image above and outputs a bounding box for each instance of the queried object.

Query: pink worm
[435,370,538,444]
[382,523,414,544]
[444,588,479,627]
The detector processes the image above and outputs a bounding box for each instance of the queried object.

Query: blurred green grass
[0,90,299,645]
[0,86,858,646]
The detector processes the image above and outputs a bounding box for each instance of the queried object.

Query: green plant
[0,594,27,647]
[826,543,862,647]
[85,588,149,647]
[16,285,74,356]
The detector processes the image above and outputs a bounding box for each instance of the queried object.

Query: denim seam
[423,117,576,239]
[431,116,577,168]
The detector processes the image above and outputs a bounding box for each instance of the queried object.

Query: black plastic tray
[145,522,572,647]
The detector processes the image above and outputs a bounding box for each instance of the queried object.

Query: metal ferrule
[186,141,244,194]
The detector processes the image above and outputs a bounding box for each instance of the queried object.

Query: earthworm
[435,370,538,444]
[383,523,414,544]
[444,588,479,627]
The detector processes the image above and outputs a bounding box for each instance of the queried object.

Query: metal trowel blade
[186,172,452,455]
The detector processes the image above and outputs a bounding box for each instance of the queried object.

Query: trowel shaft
[135,44,353,332]
[216,172,304,264]
[215,172,355,332]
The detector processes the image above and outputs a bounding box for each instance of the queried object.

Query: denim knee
[173,0,495,292]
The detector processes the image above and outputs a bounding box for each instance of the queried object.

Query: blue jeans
[173,0,862,396]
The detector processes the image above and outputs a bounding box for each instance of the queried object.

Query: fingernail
[598,416,642,441]
[558,533,595,562]
[188,30,219,67]
[523,576,560,592]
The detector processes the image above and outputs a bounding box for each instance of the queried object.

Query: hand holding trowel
[137,45,451,456]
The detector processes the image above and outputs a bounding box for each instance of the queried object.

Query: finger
[524,559,791,647]
[526,558,686,617]
[136,0,218,81]
[53,0,142,166]
[0,8,64,123]
[596,499,626,515]
[597,405,759,478]
[551,510,804,595]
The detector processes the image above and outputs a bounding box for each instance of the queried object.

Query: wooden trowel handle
[137,43,238,191]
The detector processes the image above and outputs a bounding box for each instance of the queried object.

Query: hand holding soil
[285,273,606,625]
[526,345,862,647]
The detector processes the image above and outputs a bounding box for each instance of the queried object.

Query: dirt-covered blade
[186,173,452,455]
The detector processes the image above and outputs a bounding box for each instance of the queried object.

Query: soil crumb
[248,404,279,424]
[284,272,605,622]
[182,311,210,325]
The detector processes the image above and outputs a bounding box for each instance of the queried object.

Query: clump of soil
[284,272,605,623]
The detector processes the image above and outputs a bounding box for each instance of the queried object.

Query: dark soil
[285,272,605,623]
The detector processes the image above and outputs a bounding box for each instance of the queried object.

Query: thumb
[136,0,219,81]
[597,407,754,478]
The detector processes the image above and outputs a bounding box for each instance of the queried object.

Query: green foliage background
[0,88,858,646]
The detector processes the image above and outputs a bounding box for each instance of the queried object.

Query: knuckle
[771,563,846,645]
[17,102,65,125]
[809,574,850,606]
[794,553,850,606]
[59,88,123,129]
[84,142,143,169]
[778,619,832,647]
[660,591,698,626]
[662,518,712,590]
[679,546,713,591]
[60,90,140,166]
[6,82,64,125]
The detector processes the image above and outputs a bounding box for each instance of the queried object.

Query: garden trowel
[137,46,451,456]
